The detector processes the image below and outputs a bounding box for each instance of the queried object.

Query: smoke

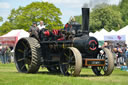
[90,0,109,8]
[83,0,122,8]
[82,3,89,8]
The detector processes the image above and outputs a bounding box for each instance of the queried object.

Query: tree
[0,21,12,35]
[0,16,3,22]
[7,2,62,31]
[119,0,128,26]
[90,6,123,32]
[75,5,123,32]
[74,16,82,24]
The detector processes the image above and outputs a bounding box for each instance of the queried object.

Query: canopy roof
[0,29,29,46]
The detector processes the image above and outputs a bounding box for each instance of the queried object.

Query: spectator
[102,41,109,49]
[125,47,128,67]
[64,23,72,32]
[0,49,2,63]
[125,47,128,59]
[5,46,11,63]
[1,45,6,64]
[121,45,126,65]
[113,47,118,66]
[37,21,45,30]
[123,44,127,63]
[116,44,123,67]
[64,23,69,31]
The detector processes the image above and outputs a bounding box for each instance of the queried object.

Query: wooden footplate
[85,59,105,66]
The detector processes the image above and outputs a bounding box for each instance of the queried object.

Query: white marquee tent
[90,29,109,41]
[89,26,128,45]
[116,25,128,44]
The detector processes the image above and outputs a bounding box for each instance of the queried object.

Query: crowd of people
[102,41,128,68]
[0,45,11,64]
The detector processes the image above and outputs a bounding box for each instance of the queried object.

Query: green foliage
[75,4,124,32]
[8,2,62,30]
[0,2,62,35]
[90,6,123,32]
[74,16,82,24]
[0,21,12,35]
[0,16,3,22]
[119,0,128,26]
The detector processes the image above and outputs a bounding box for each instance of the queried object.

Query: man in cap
[29,22,40,40]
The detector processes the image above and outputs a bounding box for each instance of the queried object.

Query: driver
[29,22,40,40]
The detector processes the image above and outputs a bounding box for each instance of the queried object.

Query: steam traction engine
[14,8,114,76]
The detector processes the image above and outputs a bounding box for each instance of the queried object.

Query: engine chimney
[82,8,89,35]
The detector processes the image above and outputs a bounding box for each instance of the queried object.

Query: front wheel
[92,48,114,76]
[60,47,82,76]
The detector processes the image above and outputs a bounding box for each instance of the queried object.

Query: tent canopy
[117,25,128,34]
[92,29,108,41]
[89,26,128,45]
[0,29,29,46]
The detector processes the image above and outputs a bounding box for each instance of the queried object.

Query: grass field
[0,63,128,85]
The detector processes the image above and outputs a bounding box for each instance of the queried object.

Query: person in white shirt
[38,21,45,30]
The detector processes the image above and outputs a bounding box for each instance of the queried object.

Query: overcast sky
[0,0,121,26]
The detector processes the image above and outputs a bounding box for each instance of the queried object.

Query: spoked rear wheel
[92,48,114,76]
[14,38,41,73]
[60,47,82,76]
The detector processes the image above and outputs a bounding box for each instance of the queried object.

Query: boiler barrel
[73,35,99,54]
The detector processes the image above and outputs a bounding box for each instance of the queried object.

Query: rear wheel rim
[15,39,32,73]
[14,38,41,73]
